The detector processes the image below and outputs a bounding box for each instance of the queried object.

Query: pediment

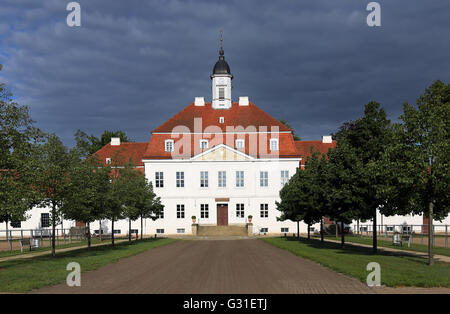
[191,144,253,161]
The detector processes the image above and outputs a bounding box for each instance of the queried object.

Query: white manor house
[6,46,450,237]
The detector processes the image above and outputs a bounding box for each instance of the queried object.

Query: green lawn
[0,238,177,292]
[314,235,450,257]
[0,236,132,258]
[263,237,450,288]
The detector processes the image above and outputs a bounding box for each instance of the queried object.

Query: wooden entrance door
[217,204,228,226]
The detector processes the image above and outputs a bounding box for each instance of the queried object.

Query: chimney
[194,97,205,106]
[322,135,332,144]
[111,137,121,146]
[239,96,249,106]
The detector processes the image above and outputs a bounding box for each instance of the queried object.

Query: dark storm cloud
[1,0,449,145]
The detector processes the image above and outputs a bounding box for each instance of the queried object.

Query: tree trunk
[297,221,299,239]
[428,202,434,266]
[373,208,377,253]
[5,220,11,251]
[111,218,115,247]
[87,222,91,248]
[52,204,56,257]
[128,219,132,243]
[335,221,338,238]
[320,218,324,242]
[357,219,360,236]
[99,220,102,242]
[307,223,310,240]
[141,215,144,241]
[341,221,345,247]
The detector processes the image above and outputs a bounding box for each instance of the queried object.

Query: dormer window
[219,117,224,124]
[235,139,245,149]
[165,140,174,152]
[200,139,209,150]
[270,138,279,151]
[106,158,111,165]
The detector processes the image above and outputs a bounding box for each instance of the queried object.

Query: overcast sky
[1,0,449,146]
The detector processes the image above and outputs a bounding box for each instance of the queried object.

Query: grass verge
[263,237,450,288]
[313,235,450,257]
[0,238,177,292]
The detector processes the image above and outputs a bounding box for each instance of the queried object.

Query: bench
[19,238,39,253]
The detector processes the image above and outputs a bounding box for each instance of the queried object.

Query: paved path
[36,239,375,294]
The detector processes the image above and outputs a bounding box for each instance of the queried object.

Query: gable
[191,145,253,161]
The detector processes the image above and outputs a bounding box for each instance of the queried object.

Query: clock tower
[211,32,233,109]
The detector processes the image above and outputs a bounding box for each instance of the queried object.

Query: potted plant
[248,215,253,223]
[192,216,196,223]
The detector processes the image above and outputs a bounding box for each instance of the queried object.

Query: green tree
[74,129,131,158]
[0,70,43,243]
[34,134,75,256]
[326,139,369,247]
[335,101,394,252]
[381,80,449,265]
[62,156,110,248]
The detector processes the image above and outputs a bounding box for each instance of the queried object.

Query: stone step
[197,225,248,237]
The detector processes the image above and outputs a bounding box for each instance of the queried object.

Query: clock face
[218,78,225,85]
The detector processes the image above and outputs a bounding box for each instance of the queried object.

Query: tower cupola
[211,31,233,109]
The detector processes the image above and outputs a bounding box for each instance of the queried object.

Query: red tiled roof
[295,140,336,166]
[144,102,300,159]
[92,142,148,167]
[152,102,291,133]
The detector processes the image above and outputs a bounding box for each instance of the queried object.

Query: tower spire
[219,29,224,57]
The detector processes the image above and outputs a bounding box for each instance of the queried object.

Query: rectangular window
[157,208,164,219]
[260,171,268,187]
[218,171,226,187]
[165,140,174,152]
[113,230,121,234]
[270,138,279,151]
[281,227,289,233]
[41,213,50,228]
[200,171,209,188]
[200,140,209,150]
[177,228,185,234]
[176,171,184,188]
[235,139,245,149]
[281,170,289,186]
[177,204,185,219]
[236,171,244,187]
[236,204,245,218]
[129,229,138,234]
[260,204,269,218]
[156,229,165,234]
[200,204,209,219]
[155,172,164,188]
[106,158,111,165]
[260,227,268,233]
[219,87,225,100]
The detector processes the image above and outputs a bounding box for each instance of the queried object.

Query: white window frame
[176,171,184,188]
[200,204,209,219]
[236,171,244,187]
[200,171,209,188]
[281,170,289,186]
[260,203,269,218]
[106,158,111,165]
[235,139,245,149]
[200,139,209,150]
[176,204,185,219]
[219,117,224,124]
[270,138,279,151]
[218,171,226,188]
[260,171,268,187]
[236,204,245,218]
[165,139,174,152]
[155,172,164,188]
[219,87,225,100]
